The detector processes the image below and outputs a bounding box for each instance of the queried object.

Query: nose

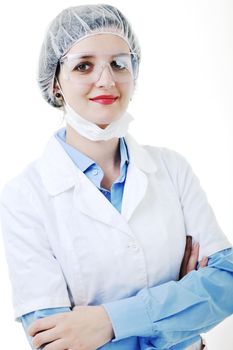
[95,64,116,88]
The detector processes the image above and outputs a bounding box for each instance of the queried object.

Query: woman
[0,4,232,350]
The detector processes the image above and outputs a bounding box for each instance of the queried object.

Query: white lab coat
[0,131,231,322]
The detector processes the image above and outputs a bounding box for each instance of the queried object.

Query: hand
[179,236,208,279]
[28,305,114,350]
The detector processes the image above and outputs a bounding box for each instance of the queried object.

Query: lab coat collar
[38,131,158,197]
[124,133,157,173]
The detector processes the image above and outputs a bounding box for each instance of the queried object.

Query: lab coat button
[92,169,98,175]
[128,242,139,251]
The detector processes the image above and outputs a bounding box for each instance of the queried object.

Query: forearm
[103,248,233,348]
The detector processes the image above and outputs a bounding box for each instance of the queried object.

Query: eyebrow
[69,52,131,59]
[76,55,94,59]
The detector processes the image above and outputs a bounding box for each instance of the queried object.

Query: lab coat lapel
[73,169,131,234]
[39,131,158,234]
[121,133,158,221]
[73,163,149,233]
[121,162,148,222]
[73,166,150,233]
[75,133,158,227]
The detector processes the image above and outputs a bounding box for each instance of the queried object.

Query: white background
[0,0,232,349]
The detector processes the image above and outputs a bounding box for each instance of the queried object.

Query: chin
[95,112,123,124]
[96,124,109,129]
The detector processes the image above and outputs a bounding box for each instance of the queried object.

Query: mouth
[89,95,119,105]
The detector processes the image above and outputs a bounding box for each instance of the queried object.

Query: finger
[187,242,199,273]
[179,236,193,279]
[184,236,193,257]
[43,338,67,350]
[32,327,60,349]
[28,314,62,337]
[199,256,208,268]
[182,236,193,265]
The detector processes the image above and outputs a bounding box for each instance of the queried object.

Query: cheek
[120,82,134,102]
[58,73,89,104]
[63,85,89,105]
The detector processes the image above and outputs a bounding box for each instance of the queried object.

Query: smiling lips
[90,95,118,105]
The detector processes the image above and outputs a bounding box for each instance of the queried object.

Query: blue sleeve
[103,248,233,349]
[20,307,71,349]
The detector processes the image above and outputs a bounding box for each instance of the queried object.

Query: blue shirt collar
[55,127,129,172]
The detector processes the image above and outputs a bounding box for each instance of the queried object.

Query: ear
[53,78,61,95]
[53,78,64,105]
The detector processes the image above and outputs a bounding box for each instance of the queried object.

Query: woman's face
[57,34,135,127]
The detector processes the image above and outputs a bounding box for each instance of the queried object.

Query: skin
[179,236,208,279]
[54,34,135,188]
[27,34,208,350]
[57,34,135,126]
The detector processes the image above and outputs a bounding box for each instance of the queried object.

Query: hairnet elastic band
[61,31,134,59]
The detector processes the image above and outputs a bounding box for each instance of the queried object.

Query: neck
[65,124,121,170]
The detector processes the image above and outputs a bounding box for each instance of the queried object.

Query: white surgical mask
[63,103,134,141]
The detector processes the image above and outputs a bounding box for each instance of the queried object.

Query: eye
[73,62,92,73]
[111,59,127,71]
